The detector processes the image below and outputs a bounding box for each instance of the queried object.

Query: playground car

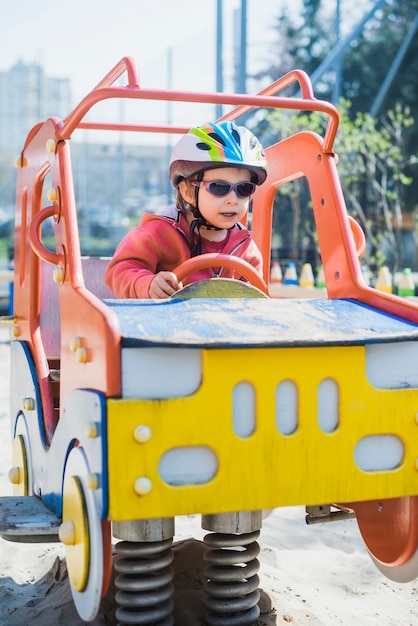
[0,57,417,625]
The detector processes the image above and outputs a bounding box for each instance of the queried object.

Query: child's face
[182,167,253,230]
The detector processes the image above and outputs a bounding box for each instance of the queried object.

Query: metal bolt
[23,397,35,411]
[70,336,82,352]
[47,187,58,202]
[14,155,27,168]
[8,466,21,485]
[85,422,99,438]
[75,347,88,363]
[59,521,75,545]
[86,473,100,490]
[53,266,64,283]
[134,425,152,443]
[134,476,152,496]
[46,139,56,153]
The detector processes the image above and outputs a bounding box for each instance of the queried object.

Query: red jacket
[104,206,263,298]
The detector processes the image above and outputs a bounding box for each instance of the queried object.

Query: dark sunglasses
[191,180,256,198]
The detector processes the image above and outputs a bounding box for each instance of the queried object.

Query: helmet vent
[196,142,211,151]
[231,129,241,145]
[208,132,226,145]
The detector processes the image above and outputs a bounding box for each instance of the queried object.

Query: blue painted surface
[104,298,418,348]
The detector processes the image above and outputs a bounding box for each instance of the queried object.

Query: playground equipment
[0,57,417,625]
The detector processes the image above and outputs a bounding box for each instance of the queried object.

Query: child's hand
[149,271,183,298]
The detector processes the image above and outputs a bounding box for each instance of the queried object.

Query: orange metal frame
[13,56,418,445]
[11,55,418,580]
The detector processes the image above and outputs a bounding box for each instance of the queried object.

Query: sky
[1,0,296,99]
[0,0,372,136]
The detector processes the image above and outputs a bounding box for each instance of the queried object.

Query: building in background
[0,60,168,248]
[0,60,72,156]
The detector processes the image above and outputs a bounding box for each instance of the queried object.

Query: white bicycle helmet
[169,121,268,187]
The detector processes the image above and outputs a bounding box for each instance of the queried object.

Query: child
[104,121,268,298]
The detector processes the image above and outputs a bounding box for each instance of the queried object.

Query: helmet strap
[189,217,205,257]
[189,174,223,257]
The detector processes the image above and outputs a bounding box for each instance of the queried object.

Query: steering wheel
[173,253,269,295]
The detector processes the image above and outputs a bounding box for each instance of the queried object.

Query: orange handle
[348,215,366,259]
[29,205,59,265]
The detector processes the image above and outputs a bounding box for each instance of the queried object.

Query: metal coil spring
[203,530,261,626]
[114,537,174,625]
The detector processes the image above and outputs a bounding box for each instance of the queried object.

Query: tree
[341,0,418,114]
[336,102,418,271]
[250,0,418,272]
[253,102,418,274]
[342,0,418,210]
[259,0,418,118]
[256,0,333,94]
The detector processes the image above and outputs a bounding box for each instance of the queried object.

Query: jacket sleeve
[104,219,188,298]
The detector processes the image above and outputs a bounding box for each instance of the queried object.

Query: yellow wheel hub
[60,475,90,592]
[10,434,28,496]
